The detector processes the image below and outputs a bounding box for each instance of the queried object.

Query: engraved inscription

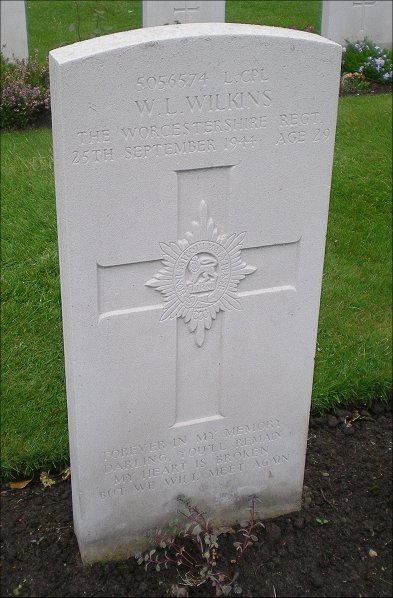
[69,66,334,164]
[224,68,269,84]
[136,72,209,91]
[146,201,257,346]
[70,66,273,163]
[121,116,267,141]
[275,111,331,147]
[132,91,272,119]
[98,419,287,499]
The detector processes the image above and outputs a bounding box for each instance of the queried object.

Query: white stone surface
[321,0,392,49]
[1,0,28,61]
[143,0,225,26]
[50,23,341,564]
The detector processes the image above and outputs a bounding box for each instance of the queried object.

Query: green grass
[26,1,321,63]
[26,0,141,63]
[313,95,392,411]
[1,130,68,480]
[226,0,321,31]
[1,95,391,481]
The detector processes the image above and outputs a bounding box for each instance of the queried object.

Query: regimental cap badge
[146,201,257,347]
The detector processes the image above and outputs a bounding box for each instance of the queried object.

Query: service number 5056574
[136,72,208,91]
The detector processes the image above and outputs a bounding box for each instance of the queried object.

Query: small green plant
[0,52,50,130]
[341,38,392,83]
[68,1,113,42]
[340,71,371,93]
[315,517,330,525]
[135,497,262,596]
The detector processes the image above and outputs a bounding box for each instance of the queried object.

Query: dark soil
[1,404,392,598]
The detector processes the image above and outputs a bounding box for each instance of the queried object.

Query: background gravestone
[143,0,225,27]
[321,0,393,48]
[49,23,341,564]
[0,0,29,61]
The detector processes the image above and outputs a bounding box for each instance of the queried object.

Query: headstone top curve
[50,22,340,65]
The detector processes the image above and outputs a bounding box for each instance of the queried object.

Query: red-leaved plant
[135,497,263,597]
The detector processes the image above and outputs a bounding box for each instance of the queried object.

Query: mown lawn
[1,129,66,481]
[26,0,322,62]
[314,95,392,411]
[226,0,321,30]
[26,0,141,62]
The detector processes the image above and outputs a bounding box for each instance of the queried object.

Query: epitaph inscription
[146,201,256,346]
[100,418,286,499]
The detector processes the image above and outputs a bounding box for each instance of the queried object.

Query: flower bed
[0,53,50,130]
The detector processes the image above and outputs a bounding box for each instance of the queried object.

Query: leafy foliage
[341,38,392,83]
[68,1,114,42]
[0,53,50,129]
[135,498,262,596]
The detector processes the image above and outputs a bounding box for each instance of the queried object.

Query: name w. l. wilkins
[135,89,273,117]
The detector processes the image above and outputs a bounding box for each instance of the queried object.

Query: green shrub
[0,53,50,130]
[341,39,392,83]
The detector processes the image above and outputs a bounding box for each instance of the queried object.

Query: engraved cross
[97,166,299,429]
[352,0,376,34]
[173,2,200,23]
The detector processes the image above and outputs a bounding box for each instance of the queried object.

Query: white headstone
[50,23,341,564]
[321,0,392,49]
[0,0,28,61]
[143,0,225,27]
